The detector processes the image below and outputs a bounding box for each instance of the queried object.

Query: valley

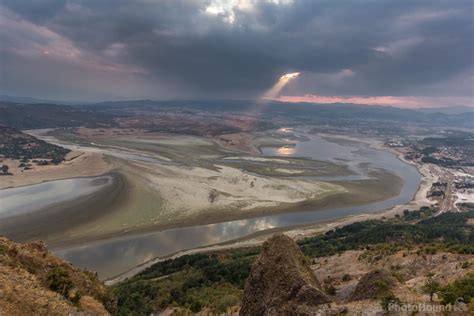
[0,100,472,314]
[1,120,422,278]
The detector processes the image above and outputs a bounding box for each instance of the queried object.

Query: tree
[422,277,441,302]
[1,165,9,175]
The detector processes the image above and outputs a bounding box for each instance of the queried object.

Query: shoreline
[0,172,127,244]
[104,141,435,285]
[0,151,112,190]
[2,129,433,283]
[49,169,402,250]
[3,131,408,250]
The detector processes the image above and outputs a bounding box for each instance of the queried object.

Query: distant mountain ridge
[0,101,118,129]
[0,94,87,105]
[1,98,473,130]
[418,105,474,115]
[3,95,473,113]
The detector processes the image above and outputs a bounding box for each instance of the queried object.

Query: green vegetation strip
[111,209,474,315]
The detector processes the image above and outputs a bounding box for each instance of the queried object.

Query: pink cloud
[277,94,473,108]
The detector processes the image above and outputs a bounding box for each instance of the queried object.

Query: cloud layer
[0,0,473,106]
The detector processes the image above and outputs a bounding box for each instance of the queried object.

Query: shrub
[421,277,441,301]
[46,267,74,298]
[439,273,474,306]
[374,280,390,295]
[380,293,402,312]
[70,291,82,306]
[0,244,8,255]
[215,294,240,312]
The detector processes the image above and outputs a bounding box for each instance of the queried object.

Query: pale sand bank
[106,144,435,285]
[0,151,112,189]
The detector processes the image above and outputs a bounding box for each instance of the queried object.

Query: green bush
[112,210,474,314]
[0,244,8,255]
[46,267,74,298]
[439,273,474,306]
[380,293,402,312]
[298,210,474,258]
[215,294,240,312]
[373,280,390,297]
[421,277,441,301]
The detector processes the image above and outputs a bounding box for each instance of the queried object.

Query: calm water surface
[0,176,113,219]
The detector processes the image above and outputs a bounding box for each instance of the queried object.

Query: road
[439,172,457,213]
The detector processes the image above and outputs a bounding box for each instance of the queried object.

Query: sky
[0,0,473,108]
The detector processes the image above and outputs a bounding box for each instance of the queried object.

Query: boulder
[240,234,330,315]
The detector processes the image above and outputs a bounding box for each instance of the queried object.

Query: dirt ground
[0,151,112,189]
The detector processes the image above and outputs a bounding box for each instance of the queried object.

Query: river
[46,133,421,279]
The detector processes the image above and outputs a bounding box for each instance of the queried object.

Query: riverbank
[2,129,426,280]
[317,132,434,212]
[105,141,434,285]
[0,151,112,189]
[47,165,403,250]
[0,172,126,243]
[2,129,407,251]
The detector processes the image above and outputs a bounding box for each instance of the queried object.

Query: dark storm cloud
[0,0,472,101]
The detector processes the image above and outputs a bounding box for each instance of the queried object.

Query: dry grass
[0,237,111,315]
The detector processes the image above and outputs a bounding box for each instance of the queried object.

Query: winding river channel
[0,132,421,279]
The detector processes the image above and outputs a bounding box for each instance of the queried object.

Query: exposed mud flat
[0,128,420,279]
[0,151,112,189]
[1,129,418,279]
[0,172,126,243]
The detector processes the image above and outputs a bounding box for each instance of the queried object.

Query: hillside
[0,125,70,162]
[111,208,474,314]
[242,234,473,314]
[240,234,330,315]
[0,102,117,129]
[2,100,473,134]
[1,208,472,314]
[0,237,114,315]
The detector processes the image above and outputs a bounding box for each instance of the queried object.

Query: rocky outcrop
[350,269,397,301]
[0,236,113,315]
[240,234,330,315]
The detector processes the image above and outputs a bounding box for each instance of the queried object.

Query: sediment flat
[1,129,416,253]
[0,151,112,189]
[0,172,126,243]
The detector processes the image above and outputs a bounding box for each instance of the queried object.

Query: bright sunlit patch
[277,127,293,133]
[279,72,300,81]
[262,72,301,100]
[244,72,301,131]
[277,146,296,155]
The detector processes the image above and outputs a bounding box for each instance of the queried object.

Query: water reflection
[0,176,113,219]
[277,127,293,133]
[58,180,417,280]
[276,145,296,155]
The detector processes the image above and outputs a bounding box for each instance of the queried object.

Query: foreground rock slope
[240,233,474,315]
[240,234,330,315]
[0,236,112,315]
